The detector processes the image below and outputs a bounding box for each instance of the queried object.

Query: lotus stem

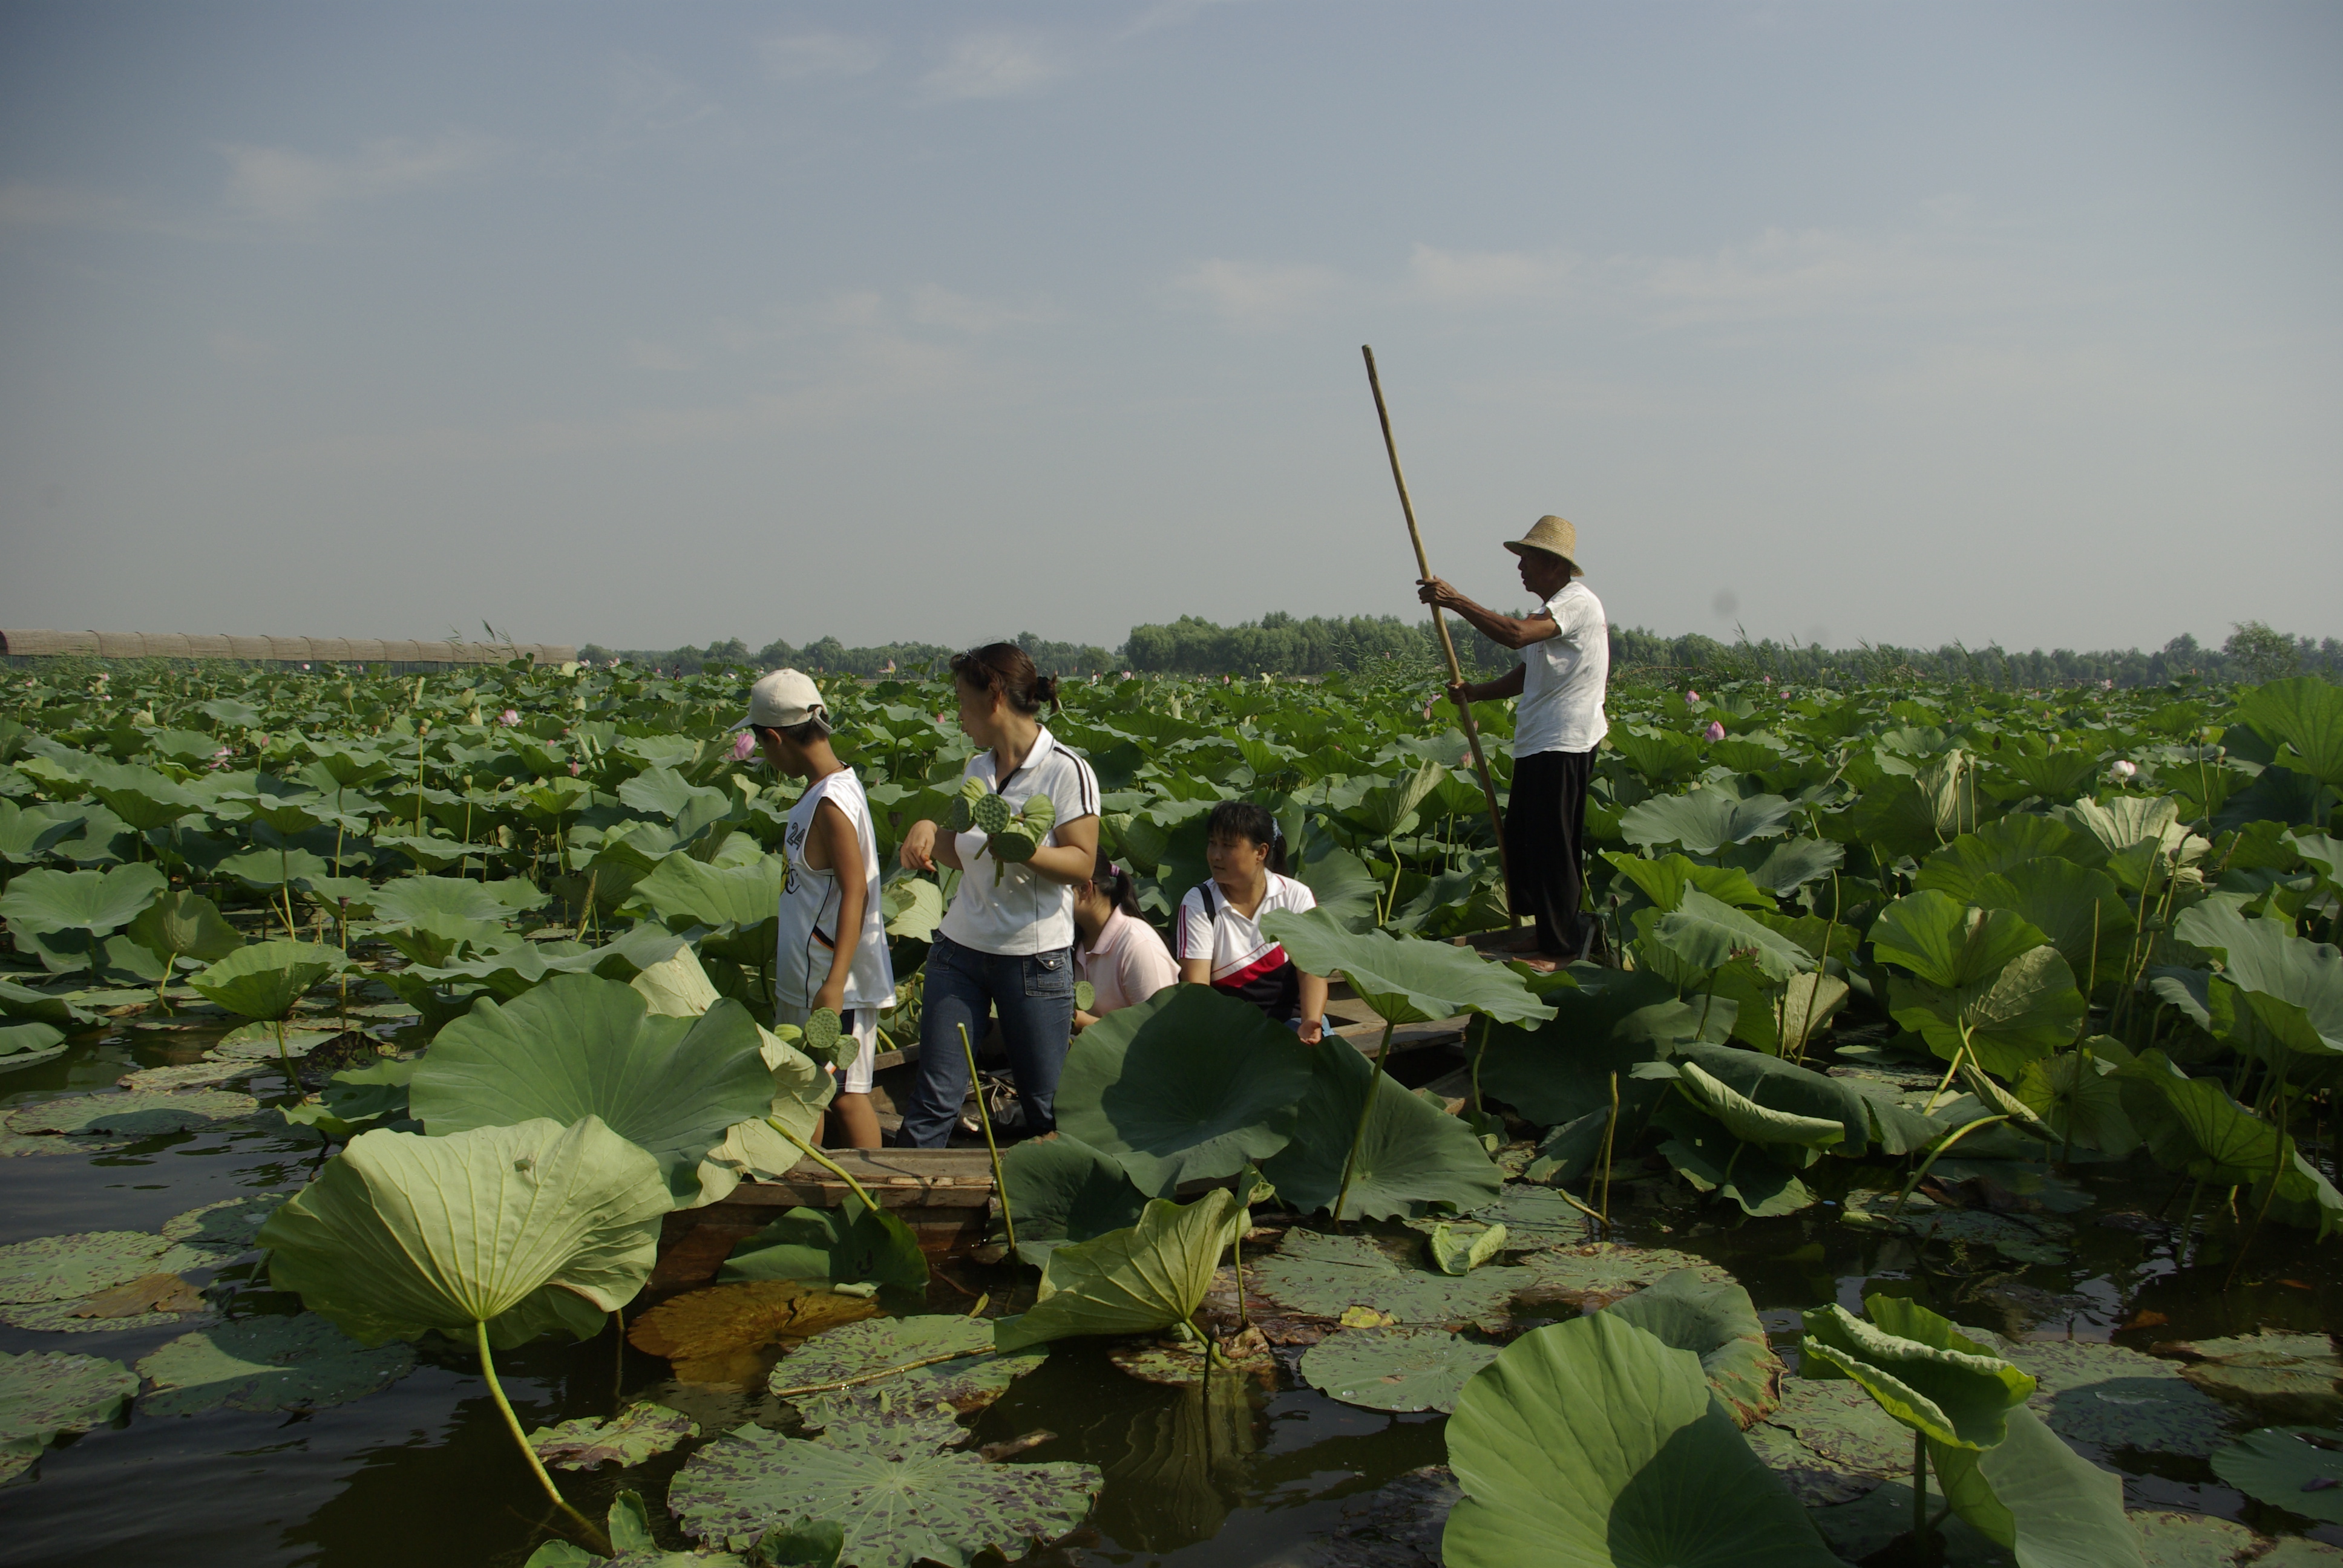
[1468,1015,1490,1117]
[1599,1070,1620,1229]
[2223,1054,2290,1293]
[1920,1026,1972,1116]
[1888,1115,2010,1220]
[2079,900,2101,1034]
[958,1024,1016,1258]
[1912,1428,1929,1551]
[762,1116,879,1213]
[473,1319,612,1557]
[1234,1224,1250,1330]
[611,1310,624,1412]
[274,1018,298,1091]
[770,1347,983,1399]
[1330,1018,1396,1232]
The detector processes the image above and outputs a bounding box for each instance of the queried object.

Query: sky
[1,1,2337,658]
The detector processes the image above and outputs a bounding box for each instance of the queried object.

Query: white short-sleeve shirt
[937,726,1101,956]
[1513,580,1610,757]
[775,769,896,1010]
[1174,873,1318,988]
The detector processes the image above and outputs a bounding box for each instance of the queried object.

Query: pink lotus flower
[2111,759,2137,781]
[1683,690,1700,704]
[1704,720,1726,742]
[1421,698,1437,721]
[568,760,582,775]
[730,730,757,762]
[498,709,520,726]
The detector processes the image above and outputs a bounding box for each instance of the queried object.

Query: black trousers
[1507,748,1595,954]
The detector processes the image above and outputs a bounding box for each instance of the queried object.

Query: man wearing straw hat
[1418,515,1610,967]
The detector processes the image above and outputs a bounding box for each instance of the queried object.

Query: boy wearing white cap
[738,669,894,1148]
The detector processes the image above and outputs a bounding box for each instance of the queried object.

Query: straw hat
[1503,515,1579,570]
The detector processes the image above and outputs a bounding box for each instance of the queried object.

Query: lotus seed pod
[948,776,988,833]
[801,1008,854,1070]
[991,826,1040,864]
[971,793,1011,836]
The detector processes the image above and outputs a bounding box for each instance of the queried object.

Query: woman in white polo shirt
[1175,800,1329,1041]
[896,643,1101,1147]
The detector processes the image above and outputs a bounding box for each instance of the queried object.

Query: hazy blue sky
[2,1,2336,656]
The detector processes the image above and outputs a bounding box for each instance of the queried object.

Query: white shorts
[775,1002,881,1096]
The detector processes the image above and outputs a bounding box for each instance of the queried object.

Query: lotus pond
[1,657,2340,1568]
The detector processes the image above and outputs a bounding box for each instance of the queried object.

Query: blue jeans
[899,932,1075,1149]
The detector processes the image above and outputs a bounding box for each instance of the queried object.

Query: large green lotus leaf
[1672,1060,1844,1149]
[617,765,732,835]
[2163,1332,2343,1425]
[2064,793,2189,857]
[1260,908,1555,1027]
[0,1350,138,1481]
[1891,943,2085,1078]
[418,923,690,1001]
[1604,1268,1783,1429]
[1600,852,1771,913]
[1345,757,1447,837]
[0,797,84,864]
[2114,1052,2330,1226]
[719,1194,929,1293]
[1617,786,1797,856]
[634,852,786,929]
[123,890,242,964]
[367,876,515,926]
[257,1116,672,1349]
[1424,1183,1594,1252]
[1914,815,2102,904]
[188,939,349,1021]
[1608,727,1705,786]
[411,973,775,1204]
[1052,985,1313,1195]
[1442,1312,1838,1568]
[791,1387,969,1460]
[82,760,202,831]
[768,1316,1046,1415]
[1295,843,1381,932]
[527,1402,700,1471]
[1673,1042,1939,1155]
[1927,1405,2143,1568]
[1300,1325,1498,1413]
[2173,903,2343,1056]
[1871,890,2053,989]
[1800,1300,2033,1451]
[136,1313,415,1416]
[2210,1427,2343,1524]
[1726,837,1846,898]
[0,978,97,1028]
[0,1021,66,1060]
[1970,858,2135,993]
[213,844,333,892]
[670,1420,1101,1566]
[1640,890,1814,984]
[880,877,943,941]
[1478,967,1723,1129]
[1997,1338,2236,1458]
[6,1089,258,1136]
[1263,1028,1502,1220]
[2014,1038,2141,1157]
[997,1134,1150,1267]
[2235,676,2343,788]
[0,863,166,936]
[1250,1229,1527,1325]
[1653,1111,1817,1217]
[995,1189,1241,1351]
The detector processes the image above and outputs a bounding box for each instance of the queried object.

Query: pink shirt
[1076,909,1179,1015]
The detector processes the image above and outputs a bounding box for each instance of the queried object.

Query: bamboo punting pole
[1360,345,1515,916]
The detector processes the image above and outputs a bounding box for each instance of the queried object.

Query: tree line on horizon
[578,615,2339,690]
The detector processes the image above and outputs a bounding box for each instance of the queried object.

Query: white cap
[732,668,827,731]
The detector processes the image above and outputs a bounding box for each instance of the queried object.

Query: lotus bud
[2111,759,2137,781]
[1704,720,1726,742]
[730,730,757,763]
[499,709,520,726]
[1684,690,1700,704]
[568,760,581,775]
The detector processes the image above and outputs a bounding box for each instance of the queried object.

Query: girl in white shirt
[1174,800,1329,1041]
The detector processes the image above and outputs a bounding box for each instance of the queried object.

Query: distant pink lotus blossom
[1421,698,1437,720]
[1121,671,1132,680]
[498,709,520,726]
[2101,679,2114,690]
[730,730,757,762]
[2111,759,2137,781]
[568,760,582,775]
[1704,720,1726,741]
[1683,690,1700,704]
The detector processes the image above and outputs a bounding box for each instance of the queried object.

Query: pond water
[4,1019,2339,1568]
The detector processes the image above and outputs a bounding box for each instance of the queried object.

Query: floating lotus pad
[0,1230,189,1305]
[1997,1337,2236,1457]
[769,1317,1047,1414]
[526,1402,700,1470]
[136,1314,416,1416]
[794,1388,969,1461]
[0,1270,211,1334]
[630,1281,886,1385]
[0,1350,137,1483]
[117,1061,260,1093]
[1104,1336,1275,1387]
[1248,1229,1527,1327]
[1754,1377,1912,1486]
[1518,1243,1730,1308]
[2163,1332,2343,1425]
[5,1089,259,1136]
[0,1130,126,1158]
[1409,1183,1594,1252]
[1299,1325,1498,1413]
[1840,1192,2075,1266]
[2210,1427,2343,1525]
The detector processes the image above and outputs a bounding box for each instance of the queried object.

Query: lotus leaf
[208,1023,340,1060]
[1731,837,1846,897]
[2172,903,2343,1056]
[1617,785,1797,855]
[1052,985,1312,1195]
[258,1116,672,1348]
[1994,1338,2235,1457]
[1637,889,1816,985]
[1967,857,2135,995]
[629,1280,886,1383]
[995,1189,1242,1351]
[1104,1334,1275,1386]
[1426,1221,1508,1275]
[1442,1312,1838,1568]
[1261,909,1555,1027]
[412,973,776,1204]
[0,1022,65,1060]
[1915,817,2102,904]
[768,1316,1046,1414]
[0,1350,137,1483]
[0,978,96,1028]
[1263,1028,1502,1220]
[2115,1053,2341,1233]
[1673,1060,1844,1148]
[634,852,785,930]
[5,1089,258,1136]
[526,1489,730,1568]
[1927,1404,2143,1568]
[670,1418,1102,1566]
[1750,1377,1912,1504]
[2164,1333,2343,1425]
[1891,941,2085,1079]
[188,939,348,1021]
[793,1387,969,1461]
[1604,1268,1782,1429]
[0,797,82,864]
[1652,1103,1817,1217]
[526,1402,700,1470]
[2209,1427,2343,1524]
[1520,1243,1729,1307]
[135,1313,415,1416]
[2014,1039,2140,1156]
[1301,1325,1498,1413]
[757,1517,845,1568]
[0,863,166,936]
[719,1195,928,1294]
[417,923,690,1000]
[0,1230,187,1304]
[1424,1184,1593,1252]
[997,1134,1150,1266]
[2234,677,2343,788]
[1251,1229,1526,1326]
[880,877,943,941]
[1839,1194,2074,1266]
[122,890,241,967]
[1600,852,1771,913]
[1801,1299,2034,1451]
